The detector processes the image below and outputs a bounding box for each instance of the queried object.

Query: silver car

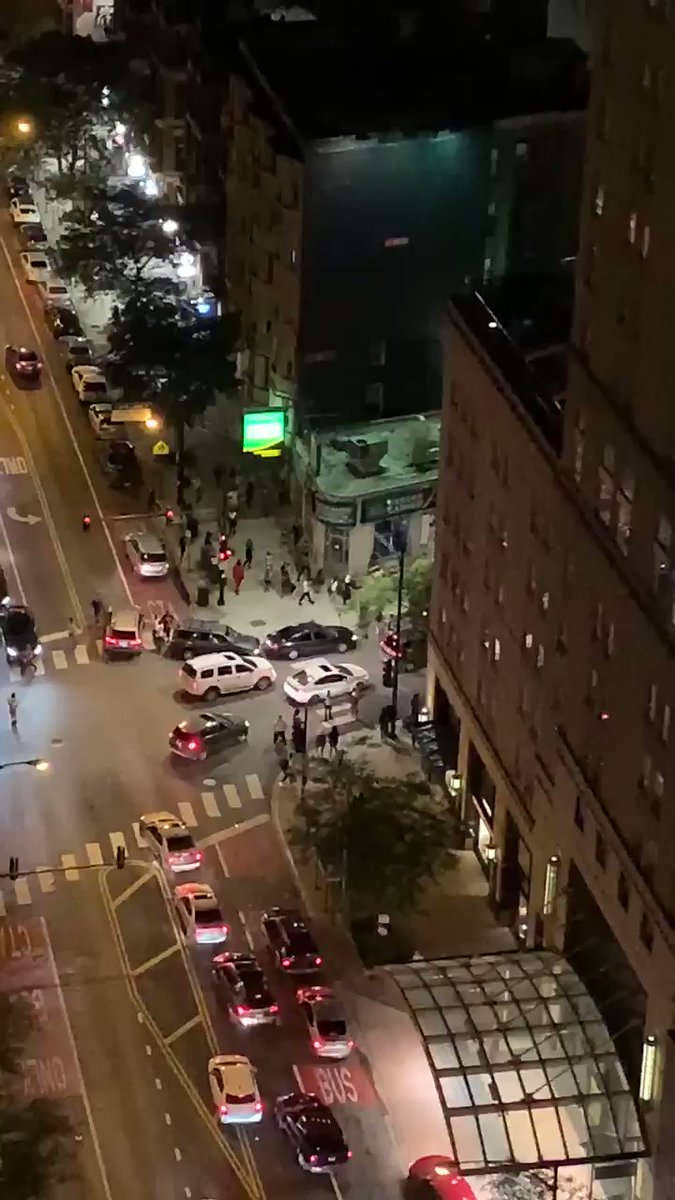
[124,531,169,578]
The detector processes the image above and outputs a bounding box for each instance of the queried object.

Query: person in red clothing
[232,558,245,595]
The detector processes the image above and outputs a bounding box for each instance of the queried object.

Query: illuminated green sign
[242,409,286,456]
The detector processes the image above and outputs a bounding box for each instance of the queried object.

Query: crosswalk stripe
[95,639,103,657]
[36,868,55,893]
[15,877,31,905]
[178,801,197,828]
[74,644,89,665]
[245,774,264,801]
[34,658,45,676]
[223,784,242,809]
[86,843,103,866]
[109,832,128,858]
[331,713,354,726]
[61,853,79,881]
[0,889,5,915]
[201,792,220,818]
[52,650,68,670]
[132,822,146,849]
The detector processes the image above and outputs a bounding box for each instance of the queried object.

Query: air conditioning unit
[342,437,388,478]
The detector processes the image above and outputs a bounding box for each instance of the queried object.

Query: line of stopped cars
[138,808,353,1173]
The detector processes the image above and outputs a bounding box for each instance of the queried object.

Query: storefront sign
[315,498,357,527]
[242,409,286,456]
[362,486,435,524]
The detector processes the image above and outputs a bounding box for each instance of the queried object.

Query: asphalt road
[0,207,421,1200]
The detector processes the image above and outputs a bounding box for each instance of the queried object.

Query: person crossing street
[232,558,245,595]
[8,693,18,729]
[299,577,314,606]
[245,538,253,569]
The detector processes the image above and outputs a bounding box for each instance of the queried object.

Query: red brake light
[315,956,323,966]
[221,925,229,935]
[269,1004,279,1014]
[187,739,199,751]
[313,1040,322,1049]
[347,1150,353,1159]
[236,1005,249,1015]
[282,958,291,968]
[219,1104,228,1116]
[131,638,141,647]
[104,635,118,646]
[309,1155,318,1164]
[255,1101,262,1112]
[196,851,203,861]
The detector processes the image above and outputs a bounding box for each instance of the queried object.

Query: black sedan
[44,304,82,340]
[263,621,358,660]
[5,344,41,382]
[0,605,41,665]
[261,908,323,973]
[212,952,279,1026]
[169,712,249,761]
[17,223,48,250]
[274,1092,351,1172]
[102,440,141,488]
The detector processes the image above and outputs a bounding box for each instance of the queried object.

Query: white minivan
[180,652,276,701]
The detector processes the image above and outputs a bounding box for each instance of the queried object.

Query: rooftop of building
[450,269,575,456]
[296,412,441,502]
[234,22,588,144]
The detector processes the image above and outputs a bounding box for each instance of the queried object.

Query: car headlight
[6,646,18,657]
[34,644,42,656]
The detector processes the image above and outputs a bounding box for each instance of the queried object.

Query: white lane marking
[41,630,70,644]
[0,508,26,603]
[245,774,263,800]
[292,1064,304,1091]
[223,784,242,809]
[201,791,220,818]
[198,813,271,849]
[178,801,197,828]
[109,832,127,858]
[164,1112,172,1126]
[52,650,68,670]
[86,843,103,867]
[0,889,5,915]
[61,853,79,881]
[132,822,146,849]
[74,643,89,665]
[238,911,255,951]
[329,1170,345,1199]
[33,658,45,676]
[155,1078,163,1091]
[174,1147,182,1162]
[14,877,31,905]
[0,237,135,608]
[36,868,55,893]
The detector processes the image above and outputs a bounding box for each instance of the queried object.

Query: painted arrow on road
[7,507,41,525]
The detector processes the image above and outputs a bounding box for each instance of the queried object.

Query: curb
[269,779,320,923]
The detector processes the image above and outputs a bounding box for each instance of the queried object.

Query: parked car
[101,439,141,488]
[166,618,260,661]
[17,222,48,250]
[123,531,168,578]
[406,1158,480,1200]
[9,198,39,224]
[71,365,109,404]
[19,251,52,284]
[5,344,41,382]
[63,337,94,372]
[263,621,358,660]
[37,275,71,306]
[169,712,249,761]
[179,653,276,701]
[44,304,82,340]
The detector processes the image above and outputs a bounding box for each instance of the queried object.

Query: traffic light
[164,508,174,525]
[82,514,91,531]
[382,659,394,687]
[8,856,19,881]
[115,845,126,870]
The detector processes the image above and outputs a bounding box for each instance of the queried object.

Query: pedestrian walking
[323,691,333,722]
[244,538,253,569]
[279,751,291,783]
[179,534,187,561]
[232,558,245,595]
[299,577,314,607]
[378,704,389,740]
[245,479,254,509]
[291,710,305,754]
[227,508,238,538]
[217,569,226,607]
[342,574,353,605]
[192,474,202,503]
[227,488,239,511]
[8,692,18,729]
[213,464,224,490]
[187,513,199,541]
[263,551,273,592]
[67,617,77,648]
[350,691,361,721]
[410,692,421,725]
[328,724,340,756]
[91,596,103,624]
[147,487,157,512]
[273,715,286,746]
[153,618,165,654]
[315,728,327,757]
[280,562,294,596]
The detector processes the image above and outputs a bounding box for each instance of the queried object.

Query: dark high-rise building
[429,1,675,1193]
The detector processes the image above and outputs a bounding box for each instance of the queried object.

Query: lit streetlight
[161,218,179,236]
[0,758,49,772]
[145,416,160,431]
[16,119,32,136]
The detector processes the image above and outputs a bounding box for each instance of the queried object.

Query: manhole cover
[203,777,216,787]
[250,619,267,627]
[50,738,64,747]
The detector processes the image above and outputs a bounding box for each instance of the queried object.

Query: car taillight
[347,1040,354,1048]
[347,1150,353,1159]
[313,1040,322,1049]
[221,925,229,935]
[269,1004,279,1014]
[196,851,203,861]
[219,1105,228,1116]
[187,739,199,751]
[282,958,291,968]
[315,956,323,966]
[104,636,118,646]
[131,638,141,647]
[255,1101,262,1112]
[309,1155,318,1164]
[236,1005,249,1015]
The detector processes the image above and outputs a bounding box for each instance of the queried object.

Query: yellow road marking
[165,1014,202,1046]
[112,867,155,907]
[131,941,179,977]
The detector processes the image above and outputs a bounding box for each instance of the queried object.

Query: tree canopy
[291,755,456,917]
[353,554,432,619]
[0,992,73,1199]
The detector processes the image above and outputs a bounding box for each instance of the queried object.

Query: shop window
[535,644,545,669]
[595,831,607,869]
[617,872,630,911]
[641,225,651,258]
[493,638,501,663]
[594,184,605,216]
[523,632,534,650]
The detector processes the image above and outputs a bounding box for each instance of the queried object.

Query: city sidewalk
[271,729,515,1170]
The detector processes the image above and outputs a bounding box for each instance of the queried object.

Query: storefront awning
[386,951,647,1173]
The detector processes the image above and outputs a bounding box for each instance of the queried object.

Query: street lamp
[126,152,146,180]
[16,119,32,136]
[389,519,408,735]
[161,218,179,236]
[0,758,49,772]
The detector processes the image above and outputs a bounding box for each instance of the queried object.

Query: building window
[606,622,615,657]
[648,683,658,722]
[642,62,653,90]
[493,638,501,663]
[662,704,671,742]
[541,591,550,613]
[617,872,629,911]
[628,212,637,243]
[598,445,615,525]
[653,770,665,800]
[615,471,634,554]
[653,515,672,597]
[523,632,534,650]
[595,831,607,869]
[572,412,586,483]
[639,911,654,953]
[641,225,651,258]
[594,184,605,215]
[536,644,545,669]
[574,795,585,831]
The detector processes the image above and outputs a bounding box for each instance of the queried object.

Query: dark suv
[166,618,260,661]
[0,605,40,665]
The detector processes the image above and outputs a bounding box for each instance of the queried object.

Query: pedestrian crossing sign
[152,440,171,457]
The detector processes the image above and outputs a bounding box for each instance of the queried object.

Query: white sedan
[173,882,229,944]
[71,365,109,404]
[19,251,52,284]
[9,199,39,224]
[37,276,71,306]
[296,985,354,1059]
[139,811,202,873]
[208,1055,262,1124]
[283,658,370,706]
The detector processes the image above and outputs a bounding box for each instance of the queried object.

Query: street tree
[353,554,432,619]
[0,992,73,1199]
[108,287,240,501]
[57,185,178,299]
[291,756,456,918]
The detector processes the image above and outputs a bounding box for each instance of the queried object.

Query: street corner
[292,1058,382,1110]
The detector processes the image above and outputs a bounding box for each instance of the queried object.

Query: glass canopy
[386,951,647,1173]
